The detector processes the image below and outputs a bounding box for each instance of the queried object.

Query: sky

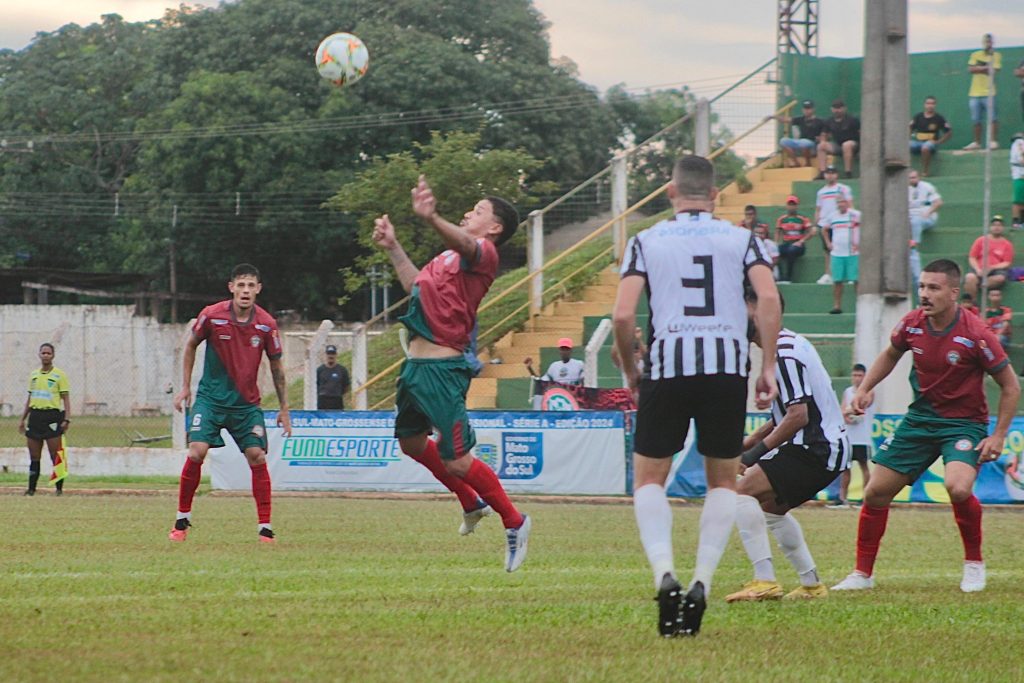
[2,1,1023,94]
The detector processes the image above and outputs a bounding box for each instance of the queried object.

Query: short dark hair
[671,155,715,198]
[924,95,936,102]
[852,363,867,373]
[485,196,519,246]
[922,258,961,283]
[39,342,55,352]
[744,204,757,213]
[832,98,845,108]
[231,263,261,281]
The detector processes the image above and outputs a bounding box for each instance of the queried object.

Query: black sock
[55,479,64,493]
[28,460,40,492]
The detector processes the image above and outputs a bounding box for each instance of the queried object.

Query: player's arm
[749,264,781,408]
[411,176,478,264]
[60,390,71,433]
[741,418,774,451]
[937,123,952,145]
[852,344,902,413]
[612,275,645,392]
[977,365,1021,461]
[174,334,201,413]
[372,214,420,293]
[17,392,30,434]
[269,357,292,438]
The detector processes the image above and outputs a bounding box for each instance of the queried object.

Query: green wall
[781,46,1024,148]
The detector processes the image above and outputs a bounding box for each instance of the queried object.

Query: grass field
[1,495,1021,682]
[0,416,173,448]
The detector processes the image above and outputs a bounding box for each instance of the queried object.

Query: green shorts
[831,254,859,283]
[188,397,267,451]
[394,357,475,460]
[872,413,988,480]
[1013,178,1024,205]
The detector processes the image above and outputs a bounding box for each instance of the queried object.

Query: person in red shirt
[374,176,531,572]
[774,196,815,283]
[170,264,292,543]
[964,216,1014,302]
[831,259,1020,594]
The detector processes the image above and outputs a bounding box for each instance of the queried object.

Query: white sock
[176,511,191,521]
[692,487,738,594]
[633,483,675,590]
[736,495,775,581]
[766,512,819,586]
[259,523,272,531]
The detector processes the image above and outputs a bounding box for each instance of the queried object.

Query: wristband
[740,441,769,467]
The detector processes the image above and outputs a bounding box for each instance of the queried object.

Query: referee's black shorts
[633,374,747,459]
[26,408,64,441]
[758,443,842,508]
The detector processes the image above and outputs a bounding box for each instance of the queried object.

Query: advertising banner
[664,414,1024,504]
[209,410,626,495]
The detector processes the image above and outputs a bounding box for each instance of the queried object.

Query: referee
[613,154,781,637]
[17,343,71,496]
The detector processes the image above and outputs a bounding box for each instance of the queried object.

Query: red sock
[461,458,524,529]
[952,495,983,562]
[251,462,272,525]
[855,505,890,577]
[409,439,481,512]
[177,457,202,513]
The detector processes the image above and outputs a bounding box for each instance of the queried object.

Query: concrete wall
[0,306,186,417]
[0,447,181,476]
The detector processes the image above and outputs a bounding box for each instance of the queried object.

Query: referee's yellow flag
[49,435,68,485]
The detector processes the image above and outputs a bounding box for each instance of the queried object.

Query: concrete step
[596,269,620,286]
[504,331,581,349]
[758,167,820,183]
[580,284,618,301]
[466,393,496,409]
[493,348,547,365]
[720,192,793,207]
[554,300,612,317]
[530,315,585,332]
[478,363,532,379]
[469,377,498,394]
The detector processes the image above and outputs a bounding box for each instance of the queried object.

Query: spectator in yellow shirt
[964,33,1002,151]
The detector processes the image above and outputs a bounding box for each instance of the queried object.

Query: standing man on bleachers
[813,166,854,285]
[908,170,944,286]
[964,34,1002,151]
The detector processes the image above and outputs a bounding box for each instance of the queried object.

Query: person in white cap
[524,337,584,386]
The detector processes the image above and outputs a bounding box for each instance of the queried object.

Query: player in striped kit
[726,292,850,602]
[613,155,781,636]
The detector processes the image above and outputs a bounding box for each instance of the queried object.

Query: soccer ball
[315,32,369,87]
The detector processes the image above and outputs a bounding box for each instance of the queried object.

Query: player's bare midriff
[408,336,462,359]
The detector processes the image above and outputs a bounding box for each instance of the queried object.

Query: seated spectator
[822,196,860,314]
[964,216,1014,301]
[817,99,860,178]
[775,195,815,283]
[1011,132,1024,230]
[753,223,781,280]
[738,204,769,233]
[777,100,824,168]
[523,337,584,386]
[984,288,1013,349]
[909,96,952,176]
[908,170,944,285]
[964,33,1002,150]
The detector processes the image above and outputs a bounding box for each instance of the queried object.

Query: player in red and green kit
[169,263,292,543]
[372,176,531,572]
[832,259,1020,593]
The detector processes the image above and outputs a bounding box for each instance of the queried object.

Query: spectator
[753,223,780,280]
[777,100,825,168]
[908,170,944,285]
[984,288,1013,349]
[1011,132,1024,230]
[832,363,874,509]
[817,99,860,178]
[738,204,769,233]
[909,96,952,177]
[822,196,860,314]
[964,216,1014,302]
[316,344,351,410]
[775,195,815,283]
[524,337,584,386]
[964,33,1002,150]
[814,165,854,285]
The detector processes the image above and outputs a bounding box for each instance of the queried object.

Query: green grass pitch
[0,495,1021,682]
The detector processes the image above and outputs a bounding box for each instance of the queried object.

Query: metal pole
[980,63,995,307]
[352,324,368,410]
[528,211,544,317]
[610,154,628,260]
[169,204,178,324]
[695,99,711,157]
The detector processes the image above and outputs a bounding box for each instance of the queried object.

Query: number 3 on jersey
[681,255,715,316]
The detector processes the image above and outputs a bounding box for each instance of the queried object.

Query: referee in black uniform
[17,343,71,496]
[613,155,781,637]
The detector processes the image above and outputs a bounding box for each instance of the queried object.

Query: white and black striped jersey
[769,329,850,471]
[620,210,770,379]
